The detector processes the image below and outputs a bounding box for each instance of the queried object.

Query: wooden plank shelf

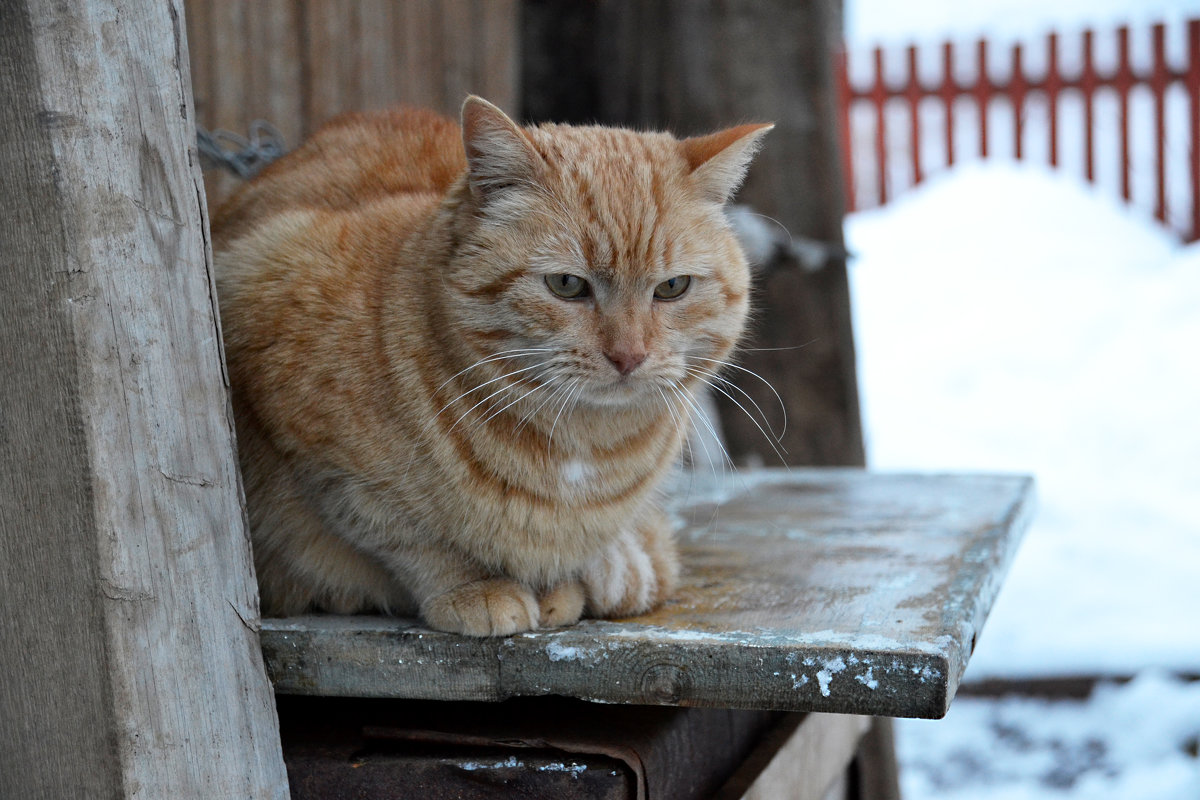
[261,470,1033,719]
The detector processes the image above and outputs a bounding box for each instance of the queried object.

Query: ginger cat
[212,97,770,636]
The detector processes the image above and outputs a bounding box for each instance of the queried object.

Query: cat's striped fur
[212,97,770,636]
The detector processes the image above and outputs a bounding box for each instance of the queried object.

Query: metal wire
[196,120,287,179]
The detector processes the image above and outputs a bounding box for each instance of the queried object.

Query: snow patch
[816,657,848,697]
[458,756,523,771]
[536,762,588,778]
[856,667,879,690]
[546,641,586,662]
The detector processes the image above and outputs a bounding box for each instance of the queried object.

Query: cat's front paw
[538,580,586,629]
[422,578,539,636]
[581,522,679,618]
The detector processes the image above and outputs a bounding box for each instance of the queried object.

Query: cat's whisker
[742,210,793,241]
[434,348,553,395]
[681,392,734,477]
[439,362,547,421]
[479,372,554,427]
[513,374,570,437]
[657,386,702,472]
[447,365,547,432]
[663,385,720,478]
[685,368,789,465]
[667,382,734,476]
[738,338,819,353]
[684,365,780,442]
[547,378,582,450]
[686,356,788,439]
[659,384,701,449]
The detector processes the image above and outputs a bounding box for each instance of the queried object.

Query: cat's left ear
[461,95,543,203]
[681,123,774,203]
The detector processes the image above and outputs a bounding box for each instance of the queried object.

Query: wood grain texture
[260,471,1033,719]
[715,713,872,800]
[0,1,287,796]
[522,0,863,467]
[185,0,520,204]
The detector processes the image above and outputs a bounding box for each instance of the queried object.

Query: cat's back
[211,107,465,245]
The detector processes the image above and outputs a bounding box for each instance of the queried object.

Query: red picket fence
[836,19,1200,241]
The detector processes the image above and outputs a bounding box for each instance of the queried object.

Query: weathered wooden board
[1,1,290,797]
[261,471,1032,719]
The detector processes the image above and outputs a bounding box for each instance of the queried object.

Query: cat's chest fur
[212,97,769,635]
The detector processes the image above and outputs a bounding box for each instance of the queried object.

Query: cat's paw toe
[422,579,539,636]
[538,581,585,628]
[581,531,660,618]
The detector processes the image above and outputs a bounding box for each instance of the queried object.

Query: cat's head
[445,96,771,409]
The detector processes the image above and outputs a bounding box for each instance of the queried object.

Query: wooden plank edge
[261,618,954,718]
[939,474,1037,711]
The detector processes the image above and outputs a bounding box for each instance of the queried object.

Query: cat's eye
[546,273,591,299]
[653,275,691,300]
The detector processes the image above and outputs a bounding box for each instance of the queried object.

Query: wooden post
[523,0,865,467]
[0,1,288,796]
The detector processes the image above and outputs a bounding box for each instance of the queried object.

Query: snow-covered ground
[843,3,1200,797]
[848,162,1200,680]
[898,672,1200,799]
[846,161,1200,798]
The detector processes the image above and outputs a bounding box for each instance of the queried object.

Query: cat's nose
[605,347,647,376]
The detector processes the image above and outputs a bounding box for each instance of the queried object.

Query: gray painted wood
[261,471,1033,719]
[0,1,288,796]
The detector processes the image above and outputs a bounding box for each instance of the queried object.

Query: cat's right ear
[461,96,543,203]
[681,123,774,204]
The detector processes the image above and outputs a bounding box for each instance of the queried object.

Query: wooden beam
[715,713,872,800]
[0,1,288,796]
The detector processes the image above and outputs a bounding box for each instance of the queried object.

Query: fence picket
[907,45,923,184]
[942,41,957,168]
[839,17,1200,241]
[1189,20,1200,240]
[1152,23,1169,224]
[976,39,991,158]
[1047,31,1060,168]
[1012,43,1027,161]
[872,46,889,204]
[1083,30,1096,183]
[1117,26,1133,203]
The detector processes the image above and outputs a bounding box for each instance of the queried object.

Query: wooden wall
[185,0,519,202]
